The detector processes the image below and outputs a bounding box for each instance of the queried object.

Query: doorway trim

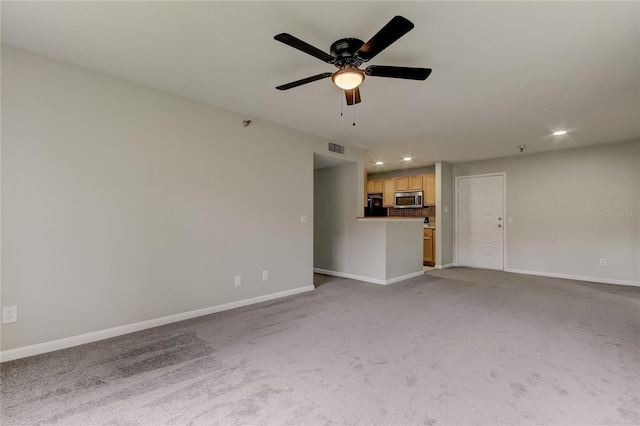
[454,172,507,270]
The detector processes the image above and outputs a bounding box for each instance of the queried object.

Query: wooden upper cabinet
[367,179,383,193]
[383,179,395,206]
[408,175,423,190]
[394,175,422,191]
[394,177,409,191]
[423,174,436,205]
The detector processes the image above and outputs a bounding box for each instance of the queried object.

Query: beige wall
[1,45,364,353]
[453,141,640,285]
[314,164,387,281]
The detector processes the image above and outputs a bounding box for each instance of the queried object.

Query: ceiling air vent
[328,142,345,155]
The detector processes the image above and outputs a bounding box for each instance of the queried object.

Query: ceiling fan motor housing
[330,38,365,68]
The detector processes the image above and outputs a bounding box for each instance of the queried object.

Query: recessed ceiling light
[403,157,412,161]
[553,130,568,136]
[375,161,384,165]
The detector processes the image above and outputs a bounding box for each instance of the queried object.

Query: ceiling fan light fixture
[332,68,365,90]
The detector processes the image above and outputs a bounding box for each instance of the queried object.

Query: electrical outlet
[234,275,242,287]
[300,215,308,224]
[2,306,17,324]
[599,258,607,267]
[262,270,269,281]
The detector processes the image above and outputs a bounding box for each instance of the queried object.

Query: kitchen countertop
[357,217,424,222]
[424,225,436,229]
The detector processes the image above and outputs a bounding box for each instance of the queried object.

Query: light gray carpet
[313,273,346,288]
[2,268,639,425]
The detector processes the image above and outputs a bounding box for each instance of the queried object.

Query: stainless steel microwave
[395,191,423,208]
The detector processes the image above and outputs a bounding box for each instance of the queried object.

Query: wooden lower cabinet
[423,228,435,266]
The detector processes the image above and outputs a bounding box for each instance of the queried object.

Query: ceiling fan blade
[357,16,414,61]
[276,72,333,90]
[274,33,335,63]
[365,66,432,80]
[344,87,362,106]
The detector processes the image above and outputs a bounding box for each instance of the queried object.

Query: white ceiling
[2,1,639,171]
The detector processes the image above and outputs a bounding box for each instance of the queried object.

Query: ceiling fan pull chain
[340,93,343,117]
[352,104,356,127]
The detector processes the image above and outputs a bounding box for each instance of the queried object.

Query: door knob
[498,224,502,228]
[498,217,502,220]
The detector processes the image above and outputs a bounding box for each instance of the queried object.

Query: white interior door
[457,174,505,270]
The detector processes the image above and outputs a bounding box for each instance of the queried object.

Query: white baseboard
[435,263,456,270]
[386,271,426,284]
[314,268,386,284]
[505,268,640,287]
[314,268,424,285]
[0,285,315,363]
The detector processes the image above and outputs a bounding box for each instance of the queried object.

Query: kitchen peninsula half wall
[315,218,424,285]
[315,164,424,285]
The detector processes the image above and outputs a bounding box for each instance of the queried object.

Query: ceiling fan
[274,16,432,106]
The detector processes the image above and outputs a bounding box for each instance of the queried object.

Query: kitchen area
[364,169,437,267]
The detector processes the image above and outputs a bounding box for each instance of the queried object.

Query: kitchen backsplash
[388,206,436,224]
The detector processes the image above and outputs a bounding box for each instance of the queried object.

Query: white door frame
[454,172,507,269]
